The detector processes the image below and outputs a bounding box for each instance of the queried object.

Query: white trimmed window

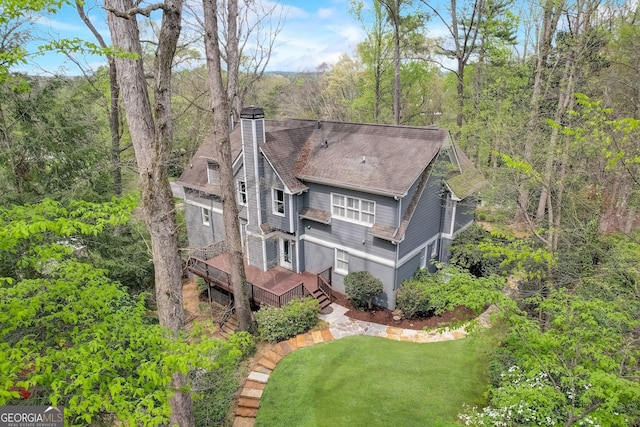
[237,180,247,205]
[202,207,211,226]
[272,188,285,216]
[335,249,349,274]
[331,194,375,226]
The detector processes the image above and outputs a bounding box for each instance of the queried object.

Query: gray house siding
[184,203,217,251]
[260,159,290,232]
[305,183,397,258]
[264,237,278,270]
[301,237,397,308]
[455,197,476,233]
[241,118,265,234]
[398,175,445,259]
[246,233,266,269]
[397,252,422,288]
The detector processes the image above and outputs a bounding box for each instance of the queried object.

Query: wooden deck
[187,253,333,308]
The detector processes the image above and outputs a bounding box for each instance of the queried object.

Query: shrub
[196,277,208,294]
[449,224,503,278]
[256,297,320,343]
[396,280,431,319]
[344,271,384,310]
[192,331,255,425]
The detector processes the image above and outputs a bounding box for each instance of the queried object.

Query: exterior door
[279,237,293,270]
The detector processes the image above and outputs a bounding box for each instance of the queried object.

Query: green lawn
[255,333,494,427]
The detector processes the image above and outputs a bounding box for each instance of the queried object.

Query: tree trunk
[105,0,194,425]
[515,0,562,223]
[108,62,123,197]
[535,53,576,222]
[202,0,255,332]
[76,1,122,196]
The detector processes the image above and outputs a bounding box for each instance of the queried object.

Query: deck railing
[317,266,333,300]
[188,257,310,308]
[187,257,231,290]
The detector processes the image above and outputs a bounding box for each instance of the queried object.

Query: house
[177,107,484,310]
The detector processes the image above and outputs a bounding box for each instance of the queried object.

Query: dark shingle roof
[179,119,453,198]
[296,122,446,197]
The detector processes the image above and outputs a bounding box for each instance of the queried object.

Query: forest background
[0,0,639,425]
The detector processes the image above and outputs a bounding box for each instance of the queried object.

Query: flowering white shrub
[458,366,605,427]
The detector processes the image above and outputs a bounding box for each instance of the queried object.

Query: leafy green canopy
[451,229,640,426]
[463,290,640,426]
[0,197,252,426]
[0,76,114,205]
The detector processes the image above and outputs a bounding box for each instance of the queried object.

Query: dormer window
[207,163,219,184]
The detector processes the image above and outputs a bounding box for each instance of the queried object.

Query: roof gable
[274,121,447,197]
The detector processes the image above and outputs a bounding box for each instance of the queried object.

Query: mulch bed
[331,292,476,331]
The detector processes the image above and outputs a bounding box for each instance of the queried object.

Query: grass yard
[255,333,494,427]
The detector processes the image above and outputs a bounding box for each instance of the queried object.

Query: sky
[16,0,371,75]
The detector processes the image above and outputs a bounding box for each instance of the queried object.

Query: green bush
[344,271,384,310]
[192,331,255,426]
[195,277,208,295]
[256,297,320,343]
[449,224,503,278]
[396,280,431,319]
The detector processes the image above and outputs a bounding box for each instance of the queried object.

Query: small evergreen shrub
[396,280,431,318]
[256,297,320,343]
[196,277,208,294]
[344,271,384,310]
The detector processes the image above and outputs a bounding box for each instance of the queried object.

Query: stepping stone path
[231,305,498,427]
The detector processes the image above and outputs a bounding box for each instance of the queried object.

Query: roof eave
[297,176,407,199]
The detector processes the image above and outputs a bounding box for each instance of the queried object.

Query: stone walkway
[231,303,497,426]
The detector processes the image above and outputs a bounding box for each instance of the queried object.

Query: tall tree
[377,0,429,125]
[515,0,564,222]
[351,0,393,123]
[201,0,254,332]
[0,76,111,204]
[75,1,124,196]
[421,0,486,129]
[104,0,193,424]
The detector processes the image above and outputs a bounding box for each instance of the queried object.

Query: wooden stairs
[309,287,332,311]
[214,313,239,339]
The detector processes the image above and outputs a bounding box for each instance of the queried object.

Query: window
[207,163,219,184]
[202,207,210,226]
[273,188,285,215]
[237,180,247,205]
[335,249,349,274]
[430,241,438,258]
[331,194,375,225]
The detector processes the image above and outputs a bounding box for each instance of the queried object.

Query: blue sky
[17,0,369,75]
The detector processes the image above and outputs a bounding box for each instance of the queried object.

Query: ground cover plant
[255,333,496,426]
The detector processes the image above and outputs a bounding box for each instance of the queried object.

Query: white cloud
[33,15,86,33]
[317,8,335,19]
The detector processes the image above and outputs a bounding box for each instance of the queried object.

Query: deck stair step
[310,289,332,310]
[212,313,239,339]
